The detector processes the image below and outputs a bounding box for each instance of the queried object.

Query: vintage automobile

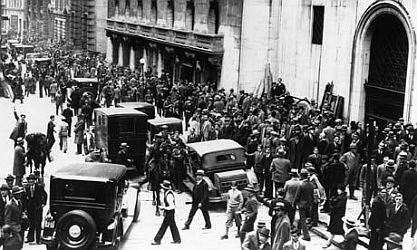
[185,139,251,202]
[147,117,183,143]
[12,44,34,56]
[95,107,148,174]
[41,163,141,250]
[34,57,52,68]
[116,102,155,120]
[72,78,99,99]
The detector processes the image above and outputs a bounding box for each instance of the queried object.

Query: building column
[129,44,135,70]
[142,47,148,73]
[118,41,123,66]
[157,49,163,77]
[106,36,113,63]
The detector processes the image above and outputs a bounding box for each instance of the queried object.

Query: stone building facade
[244,0,417,125]
[48,0,70,42]
[3,0,26,40]
[27,0,49,39]
[105,0,242,90]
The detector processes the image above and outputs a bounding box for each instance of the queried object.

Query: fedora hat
[300,168,309,176]
[120,142,129,148]
[160,180,172,190]
[289,168,298,177]
[11,186,24,195]
[5,175,14,181]
[16,137,24,144]
[195,170,205,176]
[342,216,360,227]
[244,185,256,193]
[257,227,270,238]
[27,174,36,180]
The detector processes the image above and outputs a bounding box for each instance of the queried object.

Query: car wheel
[133,190,141,222]
[56,210,96,250]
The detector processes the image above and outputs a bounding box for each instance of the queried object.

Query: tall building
[105,0,241,89]
[27,0,49,39]
[48,0,70,42]
[3,0,26,40]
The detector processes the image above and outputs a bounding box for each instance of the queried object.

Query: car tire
[56,210,96,250]
[132,190,141,222]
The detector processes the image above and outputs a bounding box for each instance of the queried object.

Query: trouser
[27,208,42,243]
[154,210,181,243]
[239,216,255,244]
[56,103,63,115]
[67,121,72,137]
[59,136,68,152]
[255,172,265,192]
[184,203,211,228]
[12,95,23,103]
[47,137,55,161]
[225,206,242,228]
[369,228,385,250]
[76,144,82,154]
[311,202,319,226]
[264,173,273,199]
[298,208,310,239]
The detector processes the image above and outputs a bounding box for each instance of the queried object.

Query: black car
[41,163,141,250]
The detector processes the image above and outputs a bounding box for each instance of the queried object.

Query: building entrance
[365,14,408,127]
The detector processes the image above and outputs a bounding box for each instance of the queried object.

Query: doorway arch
[349,1,416,125]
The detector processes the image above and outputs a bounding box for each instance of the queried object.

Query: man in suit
[5,186,24,248]
[373,142,389,166]
[294,169,314,241]
[182,170,211,230]
[25,174,47,244]
[387,193,411,238]
[13,138,26,187]
[283,228,306,250]
[272,202,291,250]
[0,184,10,227]
[340,143,361,200]
[269,188,294,242]
[368,188,387,250]
[242,227,272,250]
[399,160,417,207]
[270,149,291,192]
[239,186,259,243]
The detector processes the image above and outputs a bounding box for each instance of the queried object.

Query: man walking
[239,185,259,243]
[182,170,211,230]
[5,186,25,248]
[13,138,26,187]
[221,181,243,240]
[368,188,387,250]
[151,180,181,245]
[61,104,74,137]
[272,202,291,250]
[270,149,291,193]
[46,115,56,162]
[340,143,361,200]
[294,169,314,241]
[9,108,27,146]
[25,174,47,244]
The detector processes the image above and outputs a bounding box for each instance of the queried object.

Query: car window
[216,154,236,162]
[119,118,135,135]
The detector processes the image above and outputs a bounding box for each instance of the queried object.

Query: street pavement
[0,93,413,249]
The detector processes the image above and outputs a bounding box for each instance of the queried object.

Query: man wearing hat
[221,181,243,240]
[269,188,293,244]
[395,151,409,184]
[5,175,14,190]
[283,169,301,212]
[183,170,211,230]
[239,185,259,244]
[13,138,26,187]
[283,227,306,250]
[342,216,360,250]
[0,184,10,227]
[5,186,25,247]
[24,174,47,244]
[386,193,410,238]
[151,180,181,245]
[117,142,132,169]
[270,148,291,192]
[369,188,387,250]
[294,168,314,241]
[340,143,361,200]
[399,160,417,207]
[9,107,27,146]
[378,158,396,189]
[242,226,272,250]
[271,202,291,250]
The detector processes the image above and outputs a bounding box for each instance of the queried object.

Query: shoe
[182,226,190,230]
[235,234,240,238]
[202,226,211,230]
[151,241,161,245]
[302,237,311,241]
[220,235,228,240]
[350,196,358,200]
[171,241,181,244]
[322,243,331,248]
[25,240,34,244]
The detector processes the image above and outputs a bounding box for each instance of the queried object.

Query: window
[208,0,219,34]
[137,0,143,20]
[166,0,174,28]
[150,0,157,24]
[125,0,130,16]
[216,154,236,162]
[312,6,324,45]
[185,0,194,30]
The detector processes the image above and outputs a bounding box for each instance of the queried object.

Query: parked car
[95,107,148,174]
[72,78,99,99]
[147,117,183,143]
[185,139,251,202]
[41,162,141,250]
[116,102,155,119]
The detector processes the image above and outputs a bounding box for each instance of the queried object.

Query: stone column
[157,49,163,77]
[129,44,135,70]
[142,47,148,73]
[118,41,123,66]
[106,37,113,63]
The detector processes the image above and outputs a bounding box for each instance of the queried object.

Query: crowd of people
[1,38,416,250]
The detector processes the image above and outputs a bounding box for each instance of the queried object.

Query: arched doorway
[349,1,416,126]
[365,14,408,126]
